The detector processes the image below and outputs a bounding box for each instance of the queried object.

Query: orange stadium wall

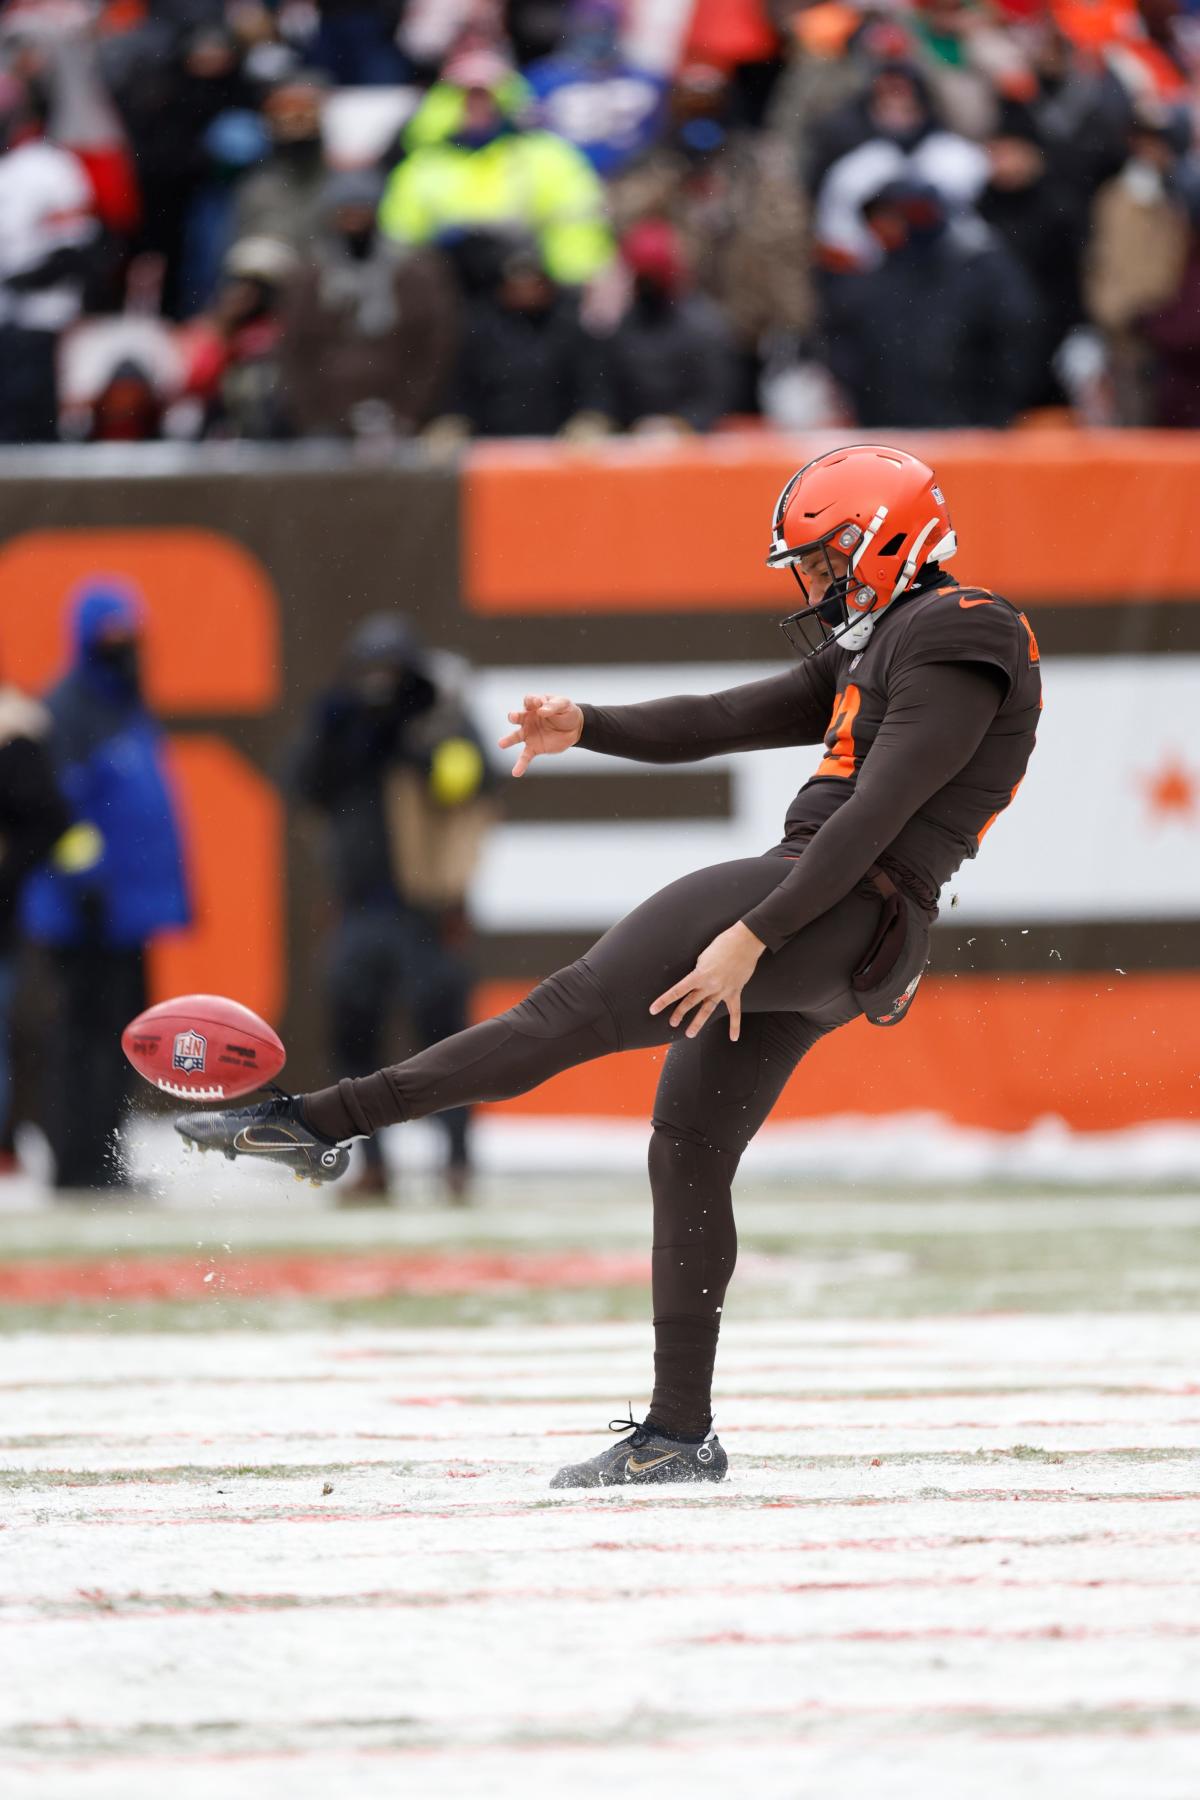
[0,432,1196,1136]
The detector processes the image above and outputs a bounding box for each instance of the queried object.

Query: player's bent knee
[503,963,619,1048]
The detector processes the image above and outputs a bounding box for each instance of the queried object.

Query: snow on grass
[3,1310,1200,1799]
[1,1183,1199,1797]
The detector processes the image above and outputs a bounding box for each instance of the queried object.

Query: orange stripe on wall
[0,528,280,712]
[149,736,285,1025]
[473,972,1196,1133]
[464,433,1200,613]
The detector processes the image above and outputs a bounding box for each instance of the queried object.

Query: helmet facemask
[773,522,880,659]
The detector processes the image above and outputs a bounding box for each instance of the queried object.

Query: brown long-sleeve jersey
[577,576,1043,952]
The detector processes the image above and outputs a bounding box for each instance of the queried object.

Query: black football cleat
[550,1417,728,1489]
[174,1094,350,1186]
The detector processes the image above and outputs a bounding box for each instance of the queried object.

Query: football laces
[154,1077,227,1102]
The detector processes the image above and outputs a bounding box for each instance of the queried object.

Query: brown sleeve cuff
[739,904,789,955]
[574,703,611,754]
[304,1072,405,1141]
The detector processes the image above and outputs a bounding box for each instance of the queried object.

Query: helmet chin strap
[833,614,876,653]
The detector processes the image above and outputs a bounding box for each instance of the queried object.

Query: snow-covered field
[2,1175,1199,1799]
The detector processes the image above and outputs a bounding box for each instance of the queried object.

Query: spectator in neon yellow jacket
[379,48,613,288]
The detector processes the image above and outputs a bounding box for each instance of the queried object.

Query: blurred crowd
[1,0,1200,444]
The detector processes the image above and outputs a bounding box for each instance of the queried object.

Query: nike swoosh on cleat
[625,1449,682,1476]
[959,598,993,609]
[233,1128,300,1152]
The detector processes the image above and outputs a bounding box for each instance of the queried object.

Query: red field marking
[327,1340,935,1360]
[0,1376,373,1395]
[582,1533,1200,1557]
[475,1387,1180,1404]
[697,1623,1200,1647]
[717,1420,1177,1434]
[380,1387,1200,1407]
[6,1375,1189,1401]
[0,1249,650,1305]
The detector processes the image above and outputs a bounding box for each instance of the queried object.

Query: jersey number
[817,684,862,780]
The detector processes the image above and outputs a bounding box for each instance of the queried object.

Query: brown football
[121,994,285,1102]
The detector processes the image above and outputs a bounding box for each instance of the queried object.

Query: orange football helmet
[767,444,958,656]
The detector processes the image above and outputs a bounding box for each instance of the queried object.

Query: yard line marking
[8,1584,1200,1622]
[11,1492,1200,1530]
[10,1447,1198,1487]
[10,1699,1200,1760]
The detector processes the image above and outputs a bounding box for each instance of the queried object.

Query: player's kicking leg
[172,947,633,1184]
[171,975,611,1184]
[172,857,818,1188]
[175,1094,350,1184]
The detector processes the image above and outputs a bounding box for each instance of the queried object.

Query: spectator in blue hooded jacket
[23,584,191,1191]
[524,1,667,180]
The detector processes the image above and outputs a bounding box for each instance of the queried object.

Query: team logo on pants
[172,1030,208,1073]
[877,972,923,1027]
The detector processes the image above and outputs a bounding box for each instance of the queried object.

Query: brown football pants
[305,856,884,1439]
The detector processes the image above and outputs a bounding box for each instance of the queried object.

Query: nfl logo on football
[172,1030,207,1074]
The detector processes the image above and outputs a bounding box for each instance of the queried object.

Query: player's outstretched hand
[650,922,767,1042]
[499,694,584,777]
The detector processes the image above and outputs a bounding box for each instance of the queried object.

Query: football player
[177,445,1042,1488]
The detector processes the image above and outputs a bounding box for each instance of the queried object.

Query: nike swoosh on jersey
[959,598,994,609]
[625,1449,682,1476]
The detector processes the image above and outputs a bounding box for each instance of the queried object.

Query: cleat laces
[607,1410,653,1448]
[223,1089,338,1146]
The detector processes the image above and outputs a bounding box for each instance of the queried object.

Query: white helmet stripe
[849,505,888,574]
[892,514,940,599]
[890,520,959,599]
